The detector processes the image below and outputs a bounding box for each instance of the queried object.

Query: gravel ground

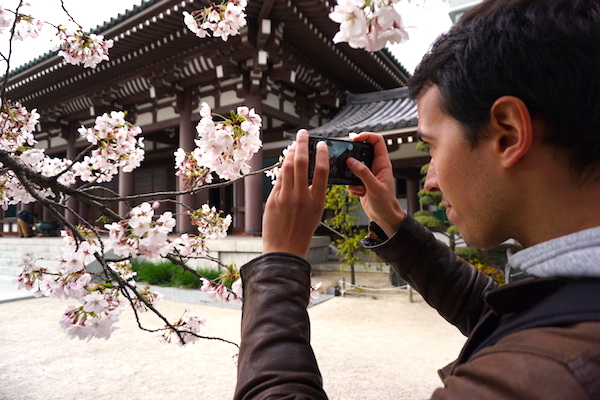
[0,277,465,400]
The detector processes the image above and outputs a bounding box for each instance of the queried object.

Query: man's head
[409,0,600,178]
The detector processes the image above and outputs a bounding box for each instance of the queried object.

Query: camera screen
[307,136,374,185]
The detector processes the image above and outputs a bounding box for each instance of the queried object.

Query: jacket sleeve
[363,214,495,336]
[234,253,328,400]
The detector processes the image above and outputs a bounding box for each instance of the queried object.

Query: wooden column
[243,94,264,234]
[118,171,134,217]
[233,180,245,233]
[406,178,420,216]
[176,88,195,233]
[64,126,78,226]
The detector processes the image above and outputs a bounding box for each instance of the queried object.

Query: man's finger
[310,140,329,198]
[294,129,310,189]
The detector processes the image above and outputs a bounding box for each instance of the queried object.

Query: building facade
[1,0,422,235]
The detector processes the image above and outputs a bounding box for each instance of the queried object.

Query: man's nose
[424,160,440,192]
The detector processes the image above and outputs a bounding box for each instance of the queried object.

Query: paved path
[0,274,466,400]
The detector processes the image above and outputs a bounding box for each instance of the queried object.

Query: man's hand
[262,129,329,259]
[346,132,405,238]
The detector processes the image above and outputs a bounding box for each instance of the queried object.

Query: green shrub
[414,214,446,230]
[454,247,487,264]
[473,262,505,286]
[413,210,433,218]
[131,259,177,285]
[484,243,523,268]
[130,259,221,288]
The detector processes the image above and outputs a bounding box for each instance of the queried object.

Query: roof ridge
[346,86,410,104]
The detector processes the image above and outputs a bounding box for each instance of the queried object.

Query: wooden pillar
[406,179,420,216]
[233,180,244,233]
[176,88,195,233]
[118,171,134,217]
[243,94,263,234]
[65,127,78,226]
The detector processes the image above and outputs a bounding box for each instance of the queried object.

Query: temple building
[1,0,427,235]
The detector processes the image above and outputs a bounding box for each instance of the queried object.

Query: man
[234,0,600,398]
[16,209,36,238]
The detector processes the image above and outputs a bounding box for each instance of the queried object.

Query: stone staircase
[0,237,63,277]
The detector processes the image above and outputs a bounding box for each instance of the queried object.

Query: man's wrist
[378,210,405,238]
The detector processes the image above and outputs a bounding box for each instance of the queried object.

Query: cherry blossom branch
[107,261,238,347]
[59,0,83,30]
[0,150,122,222]
[81,162,280,204]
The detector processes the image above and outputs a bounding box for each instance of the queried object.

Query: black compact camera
[307,136,374,185]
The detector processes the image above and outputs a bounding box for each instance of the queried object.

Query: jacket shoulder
[446,322,600,400]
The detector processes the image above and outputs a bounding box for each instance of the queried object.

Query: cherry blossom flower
[265,143,292,184]
[13,12,44,40]
[330,0,409,51]
[14,250,48,297]
[130,285,164,312]
[183,0,247,41]
[158,305,207,345]
[189,204,232,240]
[61,225,102,254]
[82,293,109,314]
[0,100,39,152]
[175,102,262,187]
[198,264,241,303]
[174,148,213,191]
[74,111,144,184]
[193,102,262,181]
[0,170,41,210]
[104,202,176,259]
[0,6,13,34]
[231,278,243,299]
[309,282,322,306]
[54,26,114,68]
[59,292,126,341]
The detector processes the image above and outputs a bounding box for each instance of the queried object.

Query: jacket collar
[483,277,565,316]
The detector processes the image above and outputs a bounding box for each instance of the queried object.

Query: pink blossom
[83,293,110,314]
[330,0,410,51]
[330,0,369,49]
[189,204,232,239]
[131,286,163,312]
[0,6,12,34]
[13,14,44,40]
[75,112,144,184]
[231,278,243,299]
[182,0,247,41]
[157,305,207,345]
[54,27,114,68]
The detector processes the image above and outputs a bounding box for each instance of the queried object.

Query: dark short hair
[409,0,600,177]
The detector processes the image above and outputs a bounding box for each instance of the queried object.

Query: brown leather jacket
[234,215,600,399]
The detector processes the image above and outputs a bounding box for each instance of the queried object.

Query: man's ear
[488,96,533,168]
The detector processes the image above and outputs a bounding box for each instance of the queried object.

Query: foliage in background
[130,259,221,289]
[323,185,370,283]
[454,244,523,286]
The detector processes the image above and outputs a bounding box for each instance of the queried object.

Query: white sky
[1,0,450,73]
[388,0,453,72]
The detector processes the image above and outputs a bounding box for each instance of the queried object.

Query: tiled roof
[309,86,417,137]
[5,0,411,103]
